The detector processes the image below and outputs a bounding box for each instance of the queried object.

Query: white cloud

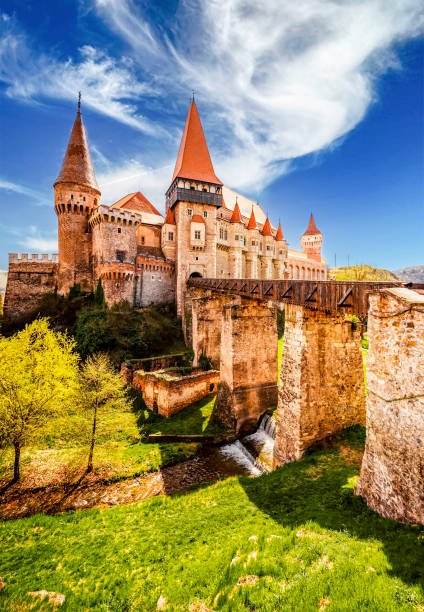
[0,178,49,206]
[0,223,57,253]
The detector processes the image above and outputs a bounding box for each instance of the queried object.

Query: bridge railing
[186,278,416,317]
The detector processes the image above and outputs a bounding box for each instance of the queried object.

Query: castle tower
[273,222,287,279]
[229,202,244,278]
[261,217,274,279]
[246,208,260,278]
[165,99,223,312]
[301,214,323,263]
[54,95,100,294]
[161,207,177,261]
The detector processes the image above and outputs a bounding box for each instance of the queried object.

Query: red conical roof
[275,223,284,241]
[230,202,242,223]
[172,100,222,185]
[247,208,257,230]
[54,102,99,192]
[261,218,273,236]
[303,213,322,236]
[164,207,176,225]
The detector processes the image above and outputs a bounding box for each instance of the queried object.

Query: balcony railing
[167,187,223,208]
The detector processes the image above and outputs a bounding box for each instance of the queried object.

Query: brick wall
[356,288,424,524]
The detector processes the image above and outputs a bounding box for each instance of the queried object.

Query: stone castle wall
[3,254,59,322]
[356,288,424,524]
[273,304,365,466]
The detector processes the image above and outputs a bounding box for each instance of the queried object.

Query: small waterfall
[258,413,276,439]
[219,440,264,476]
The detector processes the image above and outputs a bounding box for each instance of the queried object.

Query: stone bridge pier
[212,299,279,435]
[273,304,366,466]
[356,288,424,524]
[191,293,231,369]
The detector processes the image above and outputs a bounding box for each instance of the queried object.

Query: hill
[393,265,424,283]
[329,264,397,282]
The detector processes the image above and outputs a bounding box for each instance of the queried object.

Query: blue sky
[0,0,423,271]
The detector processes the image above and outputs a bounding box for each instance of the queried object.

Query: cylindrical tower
[54,96,100,294]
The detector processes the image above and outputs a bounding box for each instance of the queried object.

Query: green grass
[1,429,423,611]
[0,392,223,489]
[278,335,284,384]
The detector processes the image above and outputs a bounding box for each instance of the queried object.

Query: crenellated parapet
[89,205,142,228]
[9,253,59,263]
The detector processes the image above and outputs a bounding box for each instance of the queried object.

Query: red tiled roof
[275,223,284,240]
[191,214,205,224]
[230,202,242,223]
[163,207,176,225]
[247,209,257,230]
[55,105,99,192]
[110,192,162,217]
[303,213,322,236]
[172,100,223,185]
[261,218,273,236]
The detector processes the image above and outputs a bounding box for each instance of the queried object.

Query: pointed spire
[261,217,273,236]
[164,207,176,225]
[230,201,242,223]
[55,95,99,192]
[303,213,322,236]
[172,100,222,185]
[275,222,284,241]
[247,208,257,230]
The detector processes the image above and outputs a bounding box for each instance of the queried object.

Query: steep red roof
[110,192,162,217]
[275,223,284,241]
[55,102,99,192]
[303,213,322,236]
[230,202,243,223]
[191,214,205,224]
[247,209,257,230]
[172,100,222,185]
[163,207,176,225]
[261,218,273,237]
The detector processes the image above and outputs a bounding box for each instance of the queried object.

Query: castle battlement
[89,205,142,227]
[9,253,59,263]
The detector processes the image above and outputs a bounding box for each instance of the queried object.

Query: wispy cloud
[0,223,57,252]
[1,0,423,199]
[0,178,49,206]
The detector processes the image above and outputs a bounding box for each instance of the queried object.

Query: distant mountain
[393,265,424,283]
[329,265,398,282]
[0,270,7,294]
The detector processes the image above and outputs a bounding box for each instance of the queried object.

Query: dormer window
[194,230,201,240]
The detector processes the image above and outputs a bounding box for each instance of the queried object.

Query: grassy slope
[1,429,423,611]
[0,394,223,489]
[330,265,397,281]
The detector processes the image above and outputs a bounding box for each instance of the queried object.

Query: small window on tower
[116,250,125,262]
[187,209,192,216]
[194,230,201,240]
[70,194,74,200]
[168,232,174,241]
[141,236,145,244]
[252,240,256,246]
[83,197,86,202]
[118,227,121,234]
[203,211,208,218]
[224,230,228,240]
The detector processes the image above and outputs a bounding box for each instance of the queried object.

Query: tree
[94,278,106,308]
[78,353,130,473]
[0,319,79,482]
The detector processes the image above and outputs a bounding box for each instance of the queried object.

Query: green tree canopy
[0,318,79,481]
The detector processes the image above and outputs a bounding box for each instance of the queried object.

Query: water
[217,413,276,475]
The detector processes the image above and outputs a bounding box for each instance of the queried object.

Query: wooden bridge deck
[187,277,424,317]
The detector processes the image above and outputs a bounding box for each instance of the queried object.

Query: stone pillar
[273,304,365,466]
[192,294,229,368]
[213,300,278,434]
[356,288,424,524]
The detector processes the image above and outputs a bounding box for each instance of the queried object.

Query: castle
[4,97,327,320]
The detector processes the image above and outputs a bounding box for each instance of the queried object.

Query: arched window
[189,272,202,278]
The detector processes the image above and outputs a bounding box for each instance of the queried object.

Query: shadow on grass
[239,442,424,588]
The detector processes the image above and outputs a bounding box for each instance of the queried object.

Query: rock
[157,595,167,610]
[28,591,65,606]
[319,598,331,610]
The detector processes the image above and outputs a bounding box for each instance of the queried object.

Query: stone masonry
[356,288,424,524]
[191,292,230,368]
[213,299,278,434]
[273,304,365,466]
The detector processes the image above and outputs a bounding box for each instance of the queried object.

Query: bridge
[184,277,424,525]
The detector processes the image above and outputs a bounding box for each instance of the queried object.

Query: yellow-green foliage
[0,319,79,480]
[330,265,397,281]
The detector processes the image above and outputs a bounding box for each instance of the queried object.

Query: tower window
[203,211,208,218]
[141,236,145,244]
[187,209,192,216]
[219,228,223,239]
[118,227,121,234]
[251,240,256,246]
[70,194,74,200]
[83,197,86,202]
[194,230,201,240]
[168,232,174,241]
[116,250,125,262]
[224,230,228,240]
